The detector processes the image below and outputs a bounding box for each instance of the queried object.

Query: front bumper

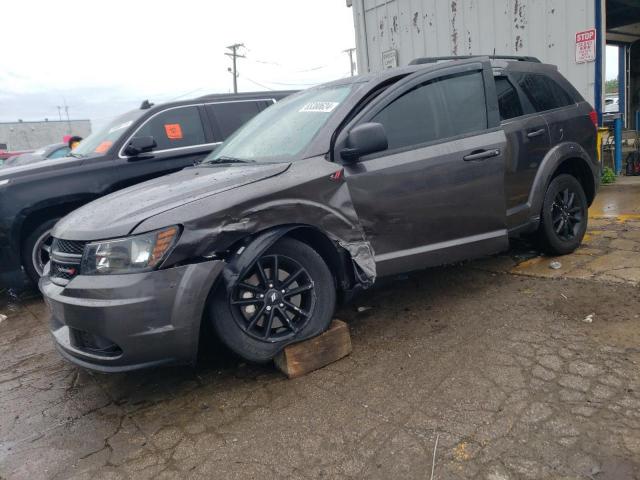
[39,260,224,373]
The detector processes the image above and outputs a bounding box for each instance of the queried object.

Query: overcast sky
[0,0,356,129]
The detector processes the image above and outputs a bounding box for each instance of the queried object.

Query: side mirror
[124,136,157,157]
[340,122,388,162]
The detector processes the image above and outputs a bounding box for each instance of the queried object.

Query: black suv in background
[0,90,295,285]
[41,56,599,372]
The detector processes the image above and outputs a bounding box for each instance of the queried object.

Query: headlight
[81,226,180,275]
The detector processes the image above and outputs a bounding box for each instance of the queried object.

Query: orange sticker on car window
[164,123,183,140]
[94,141,112,153]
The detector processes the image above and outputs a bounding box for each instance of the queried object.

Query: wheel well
[20,200,92,253]
[285,227,354,292]
[551,158,596,206]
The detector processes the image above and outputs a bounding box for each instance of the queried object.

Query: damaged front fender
[134,157,377,291]
[222,225,377,295]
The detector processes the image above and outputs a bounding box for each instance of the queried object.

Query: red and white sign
[575,28,596,64]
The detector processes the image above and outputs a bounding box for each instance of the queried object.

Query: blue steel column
[619,45,626,124]
[595,0,603,124]
[614,116,623,174]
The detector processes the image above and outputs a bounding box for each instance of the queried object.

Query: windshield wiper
[205,156,255,165]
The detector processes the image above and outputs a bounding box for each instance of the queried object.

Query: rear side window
[371,71,487,151]
[134,106,206,151]
[515,73,574,113]
[495,77,523,121]
[207,101,265,141]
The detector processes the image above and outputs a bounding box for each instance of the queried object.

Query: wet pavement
[1,177,640,480]
[479,177,640,286]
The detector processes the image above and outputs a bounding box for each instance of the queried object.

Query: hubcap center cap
[265,289,282,305]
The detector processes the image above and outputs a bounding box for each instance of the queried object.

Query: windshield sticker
[108,120,133,134]
[164,123,183,140]
[94,141,112,153]
[299,101,339,113]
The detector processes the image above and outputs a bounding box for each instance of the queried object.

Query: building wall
[351,0,605,106]
[0,120,92,150]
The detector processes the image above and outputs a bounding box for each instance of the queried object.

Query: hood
[53,163,291,240]
[0,155,79,177]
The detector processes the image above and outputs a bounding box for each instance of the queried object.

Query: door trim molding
[374,229,507,263]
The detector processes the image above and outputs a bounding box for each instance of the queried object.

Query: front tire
[209,237,336,363]
[22,218,59,286]
[537,174,588,255]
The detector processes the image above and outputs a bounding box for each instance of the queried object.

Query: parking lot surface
[2,179,640,480]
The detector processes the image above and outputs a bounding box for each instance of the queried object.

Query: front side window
[133,106,206,151]
[48,147,71,159]
[205,85,353,163]
[515,73,574,113]
[371,71,487,151]
[207,101,264,141]
[495,77,524,121]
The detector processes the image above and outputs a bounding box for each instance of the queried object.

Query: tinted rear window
[207,101,264,141]
[495,77,523,121]
[515,73,574,113]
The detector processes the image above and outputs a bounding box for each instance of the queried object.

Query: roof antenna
[140,99,154,110]
[493,47,496,56]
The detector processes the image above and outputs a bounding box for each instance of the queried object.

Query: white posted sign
[575,29,596,63]
[382,49,398,69]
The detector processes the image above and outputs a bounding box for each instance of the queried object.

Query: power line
[258,79,322,87]
[243,47,347,74]
[244,77,275,91]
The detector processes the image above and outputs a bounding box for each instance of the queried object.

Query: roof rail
[409,55,541,65]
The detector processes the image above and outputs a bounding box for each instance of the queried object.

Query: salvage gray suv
[40,56,599,371]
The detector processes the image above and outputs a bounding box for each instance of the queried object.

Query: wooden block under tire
[274,320,352,379]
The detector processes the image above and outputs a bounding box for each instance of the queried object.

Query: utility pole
[344,48,356,76]
[225,43,245,93]
[60,96,72,133]
[64,105,71,134]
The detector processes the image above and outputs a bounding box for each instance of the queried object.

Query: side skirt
[374,230,509,277]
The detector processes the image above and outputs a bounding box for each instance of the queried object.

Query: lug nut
[259,294,264,298]
[266,306,271,311]
[279,303,284,307]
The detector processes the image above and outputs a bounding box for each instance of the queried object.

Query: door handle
[463,149,501,161]
[527,128,546,138]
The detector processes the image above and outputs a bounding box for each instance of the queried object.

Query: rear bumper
[40,260,224,373]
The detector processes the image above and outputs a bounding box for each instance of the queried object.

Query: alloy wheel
[230,254,316,342]
[551,187,584,241]
[32,230,53,277]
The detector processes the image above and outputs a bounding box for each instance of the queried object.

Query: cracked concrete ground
[1,178,640,480]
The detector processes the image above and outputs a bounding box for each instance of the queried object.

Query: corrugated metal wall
[352,0,603,105]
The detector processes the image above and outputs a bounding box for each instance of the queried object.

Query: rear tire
[22,218,59,286]
[209,237,336,363]
[537,174,588,255]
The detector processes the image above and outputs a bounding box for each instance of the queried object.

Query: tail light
[589,109,598,128]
